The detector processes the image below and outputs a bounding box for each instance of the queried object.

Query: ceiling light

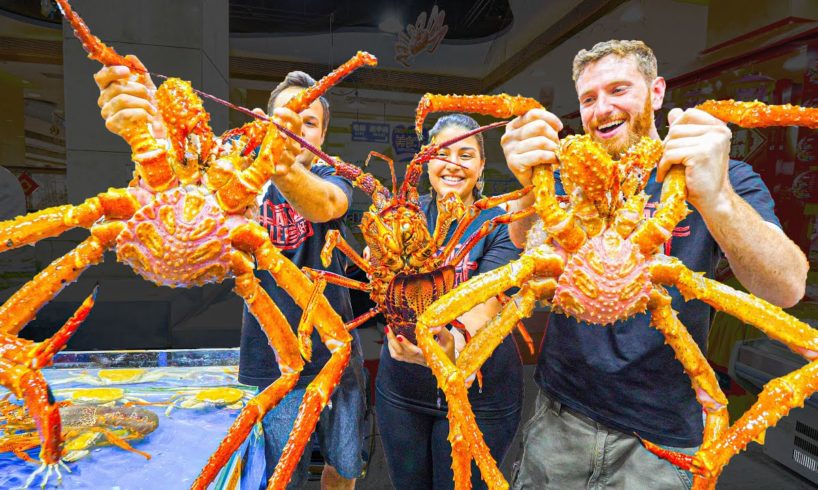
[379,13,403,34]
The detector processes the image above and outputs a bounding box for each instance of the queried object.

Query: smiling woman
[374,113,524,490]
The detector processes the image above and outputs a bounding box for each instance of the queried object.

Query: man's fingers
[666,107,684,126]
[97,81,154,111]
[100,94,156,121]
[104,109,150,134]
[656,147,693,182]
[513,135,560,155]
[509,149,558,170]
[93,66,131,90]
[665,121,731,145]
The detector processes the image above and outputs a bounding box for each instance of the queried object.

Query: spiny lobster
[299,96,549,354]
[415,98,818,489]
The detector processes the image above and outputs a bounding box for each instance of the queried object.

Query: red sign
[17,172,39,197]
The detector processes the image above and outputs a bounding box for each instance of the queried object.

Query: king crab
[414,97,818,489]
[0,1,377,488]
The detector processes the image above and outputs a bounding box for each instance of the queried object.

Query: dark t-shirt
[536,160,780,447]
[376,194,524,417]
[239,163,359,389]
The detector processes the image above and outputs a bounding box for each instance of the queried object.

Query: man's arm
[264,107,349,223]
[658,108,807,307]
[271,163,349,222]
[500,109,563,248]
[703,193,806,307]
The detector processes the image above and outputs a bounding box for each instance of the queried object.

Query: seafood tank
[0,348,267,489]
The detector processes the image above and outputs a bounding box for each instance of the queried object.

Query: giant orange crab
[413,98,818,489]
[1,288,96,488]
[0,1,376,488]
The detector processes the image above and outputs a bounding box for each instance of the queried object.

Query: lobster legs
[643,257,818,489]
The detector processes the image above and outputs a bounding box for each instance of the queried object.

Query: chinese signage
[350,122,390,143]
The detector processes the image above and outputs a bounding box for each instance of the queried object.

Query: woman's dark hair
[428,114,486,200]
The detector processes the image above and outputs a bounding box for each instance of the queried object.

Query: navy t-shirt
[536,160,780,447]
[239,163,359,389]
[376,194,524,416]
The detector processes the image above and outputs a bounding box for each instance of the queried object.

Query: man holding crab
[94,67,367,490]
[501,40,808,488]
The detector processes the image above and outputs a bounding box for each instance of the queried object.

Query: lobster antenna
[365,152,398,196]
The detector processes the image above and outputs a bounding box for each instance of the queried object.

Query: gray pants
[512,390,697,490]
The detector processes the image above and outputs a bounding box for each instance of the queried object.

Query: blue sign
[350,122,390,143]
[391,125,424,163]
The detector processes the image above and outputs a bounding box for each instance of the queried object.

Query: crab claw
[636,433,694,470]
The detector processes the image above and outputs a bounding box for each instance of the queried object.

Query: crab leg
[648,257,818,485]
[456,283,544,378]
[0,289,96,480]
[496,293,535,356]
[215,52,377,213]
[532,166,587,252]
[296,276,327,362]
[0,188,138,252]
[642,288,729,490]
[28,286,98,370]
[415,251,562,489]
[231,222,352,489]
[416,319,506,488]
[0,222,122,335]
[632,166,689,254]
[696,100,818,129]
[421,248,562,328]
[55,0,183,192]
[193,248,304,489]
[414,94,543,140]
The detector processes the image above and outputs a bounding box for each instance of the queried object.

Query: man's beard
[586,96,654,159]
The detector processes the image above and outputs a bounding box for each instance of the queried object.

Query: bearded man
[500,40,807,489]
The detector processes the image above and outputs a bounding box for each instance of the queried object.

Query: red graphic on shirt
[443,243,479,286]
[258,200,314,250]
[644,202,690,255]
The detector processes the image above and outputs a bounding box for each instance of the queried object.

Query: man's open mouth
[597,119,626,134]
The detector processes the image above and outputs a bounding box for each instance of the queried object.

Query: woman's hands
[386,325,457,366]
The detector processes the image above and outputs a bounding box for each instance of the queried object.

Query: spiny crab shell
[553,229,652,325]
[116,187,245,287]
